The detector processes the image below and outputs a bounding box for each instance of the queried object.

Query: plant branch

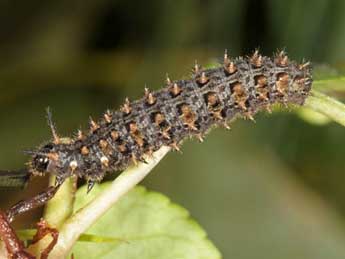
[43,176,77,228]
[305,90,345,127]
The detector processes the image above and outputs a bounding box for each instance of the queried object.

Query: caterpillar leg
[6,180,64,223]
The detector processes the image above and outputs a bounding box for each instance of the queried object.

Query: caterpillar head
[27,108,71,178]
[27,143,60,176]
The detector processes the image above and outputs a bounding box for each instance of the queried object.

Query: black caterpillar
[7,50,312,221]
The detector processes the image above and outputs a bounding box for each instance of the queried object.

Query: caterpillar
[6,50,312,221]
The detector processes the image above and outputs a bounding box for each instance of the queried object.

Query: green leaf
[71,184,221,259]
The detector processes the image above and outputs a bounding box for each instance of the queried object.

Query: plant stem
[33,146,170,259]
[43,176,77,228]
[305,90,345,127]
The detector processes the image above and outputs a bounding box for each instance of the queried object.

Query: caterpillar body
[28,50,312,193]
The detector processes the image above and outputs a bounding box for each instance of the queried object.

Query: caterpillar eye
[39,157,49,164]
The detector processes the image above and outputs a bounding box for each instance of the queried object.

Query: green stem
[305,90,345,127]
[43,175,77,228]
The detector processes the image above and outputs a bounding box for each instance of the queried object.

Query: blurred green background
[1,1,345,258]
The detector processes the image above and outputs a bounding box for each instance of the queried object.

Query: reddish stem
[0,210,34,259]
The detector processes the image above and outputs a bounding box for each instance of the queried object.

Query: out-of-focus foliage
[1,1,345,258]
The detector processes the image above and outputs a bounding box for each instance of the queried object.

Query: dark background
[1,1,345,258]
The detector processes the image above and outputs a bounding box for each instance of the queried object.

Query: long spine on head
[41,50,312,189]
[46,107,60,144]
